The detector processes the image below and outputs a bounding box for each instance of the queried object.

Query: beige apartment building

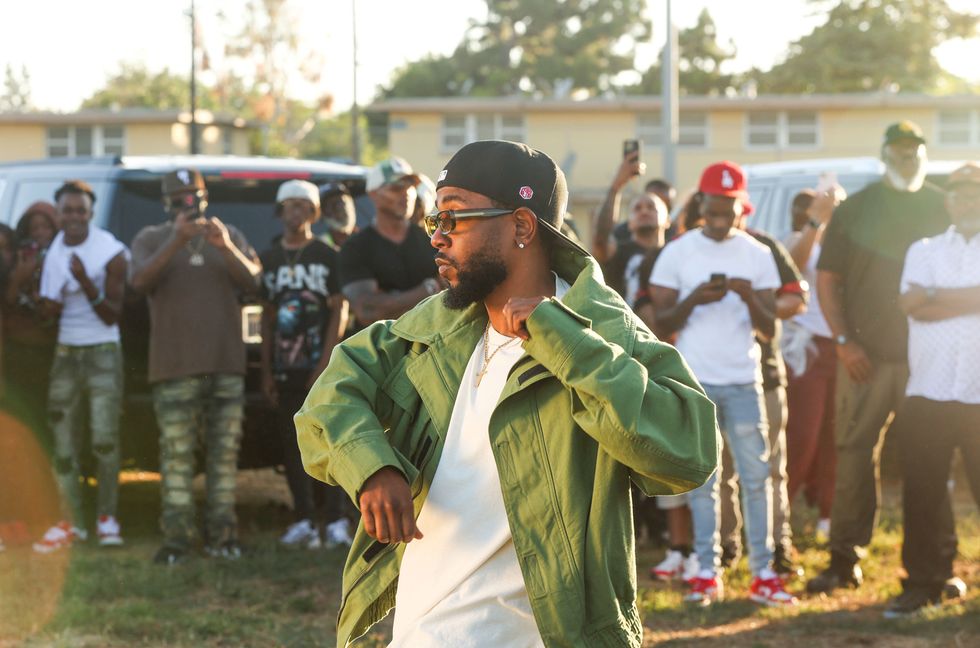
[371,92,980,232]
[0,109,252,161]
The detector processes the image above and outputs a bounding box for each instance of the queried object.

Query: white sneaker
[681,552,701,584]
[325,518,353,549]
[651,549,685,581]
[33,522,87,554]
[97,515,124,547]
[816,518,830,545]
[280,519,321,549]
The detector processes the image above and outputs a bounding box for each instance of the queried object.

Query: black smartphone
[710,272,727,286]
[623,139,641,163]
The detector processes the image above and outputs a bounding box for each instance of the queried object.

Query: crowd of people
[0,120,975,635]
[596,120,977,618]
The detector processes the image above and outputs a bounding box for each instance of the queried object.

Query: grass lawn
[1,469,976,647]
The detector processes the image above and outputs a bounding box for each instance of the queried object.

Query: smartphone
[710,272,727,287]
[623,139,641,163]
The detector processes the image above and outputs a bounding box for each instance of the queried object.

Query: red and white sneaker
[32,522,87,554]
[97,515,124,547]
[684,571,724,606]
[651,550,685,580]
[750,569,799,607]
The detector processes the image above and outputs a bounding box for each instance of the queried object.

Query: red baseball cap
[698,161,754,216]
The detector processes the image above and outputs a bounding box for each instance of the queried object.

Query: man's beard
[441,247,509,310]
[885,154,927,192]
[632,224,657,237]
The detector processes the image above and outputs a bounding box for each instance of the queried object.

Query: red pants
[785,335,837,518]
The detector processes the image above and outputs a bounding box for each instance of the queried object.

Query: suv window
[6,178,111,228]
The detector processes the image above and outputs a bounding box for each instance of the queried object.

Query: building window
[440,114,526,149]
[937,110,978,147]
[45,125,126,157]
[746,111,818,149]
[636,112,708,148]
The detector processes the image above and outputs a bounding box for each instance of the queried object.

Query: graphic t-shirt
[603,240,661,309]
[260,239,340,375]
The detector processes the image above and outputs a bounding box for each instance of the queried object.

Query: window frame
[744,111,820,151]
[636,111,709,149]
[936,109,979,148]
[440,113,526,151]
[45,124,127,158]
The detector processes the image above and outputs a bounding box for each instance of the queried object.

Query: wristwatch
[835,333,849,345]
[807,218,822,230]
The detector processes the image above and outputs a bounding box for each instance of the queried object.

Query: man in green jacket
[295,140,719,648]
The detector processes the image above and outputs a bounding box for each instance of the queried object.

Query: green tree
[81,63,205,110]
[632,8,737,96]
[750,0,978,93]
[1,64,32,111]
[298,110,386,164]
[381,0,650,99]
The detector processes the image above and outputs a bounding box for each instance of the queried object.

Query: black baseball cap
[162,168,206,195]
[883,121,926,146]
[319,181,350,200]
[436,140,586,255]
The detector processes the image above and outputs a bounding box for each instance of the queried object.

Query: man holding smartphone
[130,168,262,565]
[650,161,796,607]
[592,140,670,309]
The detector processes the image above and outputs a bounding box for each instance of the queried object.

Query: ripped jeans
[153,374,244,550]
[688,382,774,576]
[48,342,123,525]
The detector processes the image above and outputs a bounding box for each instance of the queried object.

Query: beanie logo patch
[438,169,448,182]
[177,170,190,185]
[519,186,534,200]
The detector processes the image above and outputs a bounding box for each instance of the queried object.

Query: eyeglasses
[423,208,514,237]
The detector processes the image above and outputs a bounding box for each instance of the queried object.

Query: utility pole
[189,0,200,154]
[350,0,362,164]
[660,0,678,183]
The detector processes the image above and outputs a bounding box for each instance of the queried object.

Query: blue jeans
[689,382,773,575]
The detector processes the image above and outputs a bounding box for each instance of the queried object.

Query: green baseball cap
[883,121,926,146]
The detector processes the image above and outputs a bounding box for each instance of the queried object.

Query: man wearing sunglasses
[295,140,718,646]
[130,168,262,565]
[338,156,440,329]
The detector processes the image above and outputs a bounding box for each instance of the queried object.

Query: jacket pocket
[520,552,548,600]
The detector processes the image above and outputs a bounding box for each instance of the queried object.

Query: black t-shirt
[817,181,947,362]
[338,225,437,292]
[260,239,341,375]
[749,230,806,391]
[604,240,660,309]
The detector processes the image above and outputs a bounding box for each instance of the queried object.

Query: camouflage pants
[153,373,244,550]
[48,342,123,525]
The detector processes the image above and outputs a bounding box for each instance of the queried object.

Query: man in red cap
[650,161,797,607]
[883,162,980,618]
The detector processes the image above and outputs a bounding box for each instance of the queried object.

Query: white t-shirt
[650,229,781,386]
[390,275,570,648]
[39,227,128,346]
[900,227,980,404]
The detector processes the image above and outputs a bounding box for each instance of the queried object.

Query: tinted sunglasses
[423,208,514,237]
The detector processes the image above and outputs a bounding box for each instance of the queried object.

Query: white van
[744,157,961,241]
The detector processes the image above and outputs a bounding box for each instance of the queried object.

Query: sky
[1,0,978,113]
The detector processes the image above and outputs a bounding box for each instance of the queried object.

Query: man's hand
[727,278,755,302]
[808,187,842,225]
[612,152,645,191]
[359,467,423,544]
[689,280,728,306]
[204,216,234,251]
[500,296,547,340]
[69,254,88,282]
[174,209,206,244]
[837,340,873,383]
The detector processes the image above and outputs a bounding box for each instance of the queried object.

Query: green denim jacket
[295,247,719,648]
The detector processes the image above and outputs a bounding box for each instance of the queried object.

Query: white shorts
[656,493,688,510]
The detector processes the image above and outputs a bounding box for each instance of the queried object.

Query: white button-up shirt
[900,226,980,404]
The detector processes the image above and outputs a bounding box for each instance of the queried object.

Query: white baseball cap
[276,179,320,208]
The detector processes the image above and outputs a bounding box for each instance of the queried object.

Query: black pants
[277,375,349,523]
[896,397,980,592]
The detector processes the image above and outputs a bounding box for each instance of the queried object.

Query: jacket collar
[391,248,637,353]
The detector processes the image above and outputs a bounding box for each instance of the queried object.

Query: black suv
[0,155,371,470]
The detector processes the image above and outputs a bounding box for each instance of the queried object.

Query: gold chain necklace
[475,322,520,387]
[282,240,308,277]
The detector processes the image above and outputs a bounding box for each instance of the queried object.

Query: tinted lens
[424,211,454,236]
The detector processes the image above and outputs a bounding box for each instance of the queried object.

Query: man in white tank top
[32,180,129,554]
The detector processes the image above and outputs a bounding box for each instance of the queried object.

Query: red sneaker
[32,522,86,554]
[684,573,723,606]
[750,572,799,607]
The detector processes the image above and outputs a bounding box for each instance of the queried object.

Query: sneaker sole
[99,538,124,547]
